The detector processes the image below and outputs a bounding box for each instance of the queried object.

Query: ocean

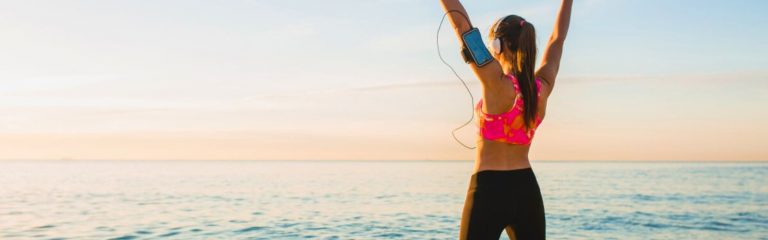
[0,161,766,239]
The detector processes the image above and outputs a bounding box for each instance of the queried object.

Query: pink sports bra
[475,74,544,145]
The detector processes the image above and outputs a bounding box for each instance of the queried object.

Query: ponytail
[506,19,538,132]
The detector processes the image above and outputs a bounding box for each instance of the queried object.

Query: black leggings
[460,168,545,240]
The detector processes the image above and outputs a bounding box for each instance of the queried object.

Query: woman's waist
[474,140,532,172]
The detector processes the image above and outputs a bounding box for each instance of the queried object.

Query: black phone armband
[460,28,493,67]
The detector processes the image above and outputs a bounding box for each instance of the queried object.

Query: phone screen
[461,28,493,67]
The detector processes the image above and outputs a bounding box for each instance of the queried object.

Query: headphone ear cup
[491,38,502,55]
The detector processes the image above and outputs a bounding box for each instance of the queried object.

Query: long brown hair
[490,15,538,131]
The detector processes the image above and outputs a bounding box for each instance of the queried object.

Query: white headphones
[489,15,524,56]
[489,16,508,55]
[491,37,503,56]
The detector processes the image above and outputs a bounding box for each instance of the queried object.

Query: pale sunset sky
[1,0,766,161]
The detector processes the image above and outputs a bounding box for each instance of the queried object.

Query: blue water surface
[0,161,766,239]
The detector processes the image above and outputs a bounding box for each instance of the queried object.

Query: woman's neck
[497,59,515,76]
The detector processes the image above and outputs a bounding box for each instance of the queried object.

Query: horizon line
[1,159,766,163]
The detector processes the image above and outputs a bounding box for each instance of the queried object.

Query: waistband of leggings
[470,168,536,185]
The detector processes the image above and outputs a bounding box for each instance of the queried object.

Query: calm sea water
[0,161,766,240]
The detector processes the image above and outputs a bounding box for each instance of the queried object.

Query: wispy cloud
[347,80,477,92]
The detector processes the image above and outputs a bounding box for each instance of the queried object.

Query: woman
[439,0,572,239]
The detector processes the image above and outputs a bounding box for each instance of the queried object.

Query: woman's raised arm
[439,0,472,39]
[536,0,573,95]
[439,0,505,89]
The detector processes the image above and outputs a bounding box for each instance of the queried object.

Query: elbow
[549,34,567,44]
[549,27,570,43]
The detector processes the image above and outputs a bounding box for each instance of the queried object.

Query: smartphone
[461,28,493,67]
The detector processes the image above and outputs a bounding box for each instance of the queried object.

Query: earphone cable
[437,10,477,150]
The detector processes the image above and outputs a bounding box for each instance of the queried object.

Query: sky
[1,0,766,161]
